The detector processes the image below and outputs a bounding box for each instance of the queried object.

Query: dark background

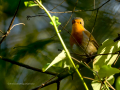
[0,0,120,90]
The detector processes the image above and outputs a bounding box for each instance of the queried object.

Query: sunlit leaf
[98,65,120,78]
[101,39,114,47]
[42,63,50,72]
[93,39,120,71]
[117,40,120,49]
[42,50,69,72]
[107,75,114,85]
[91,80,101,90]
[91,78,111,90]
[24,1,38,7]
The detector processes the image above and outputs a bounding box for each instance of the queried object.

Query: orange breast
[72,31,83,45]
[70,23,85,47]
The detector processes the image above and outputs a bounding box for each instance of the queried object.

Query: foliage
[24,1,38,7]
[50,16,61,27]
[42,50,72,72]
[92,39,120,90]
[0,0,120,90]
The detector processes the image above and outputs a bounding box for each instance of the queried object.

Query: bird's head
[72,17,84,26]
[72,17,85,33]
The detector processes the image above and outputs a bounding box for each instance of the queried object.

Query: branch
[0,56,57,76]
[62,0,78,29]
[27,0,111,20]
[27,0,66,20]
[106,80,115,90]
[50,0,66,11]
[47,0,111,13]
[31,75,57,90]
[31,72,72,90]
[0,30,4,34]
[0,0,21,45]
[57,80,60,90]
[10,23,25,30]
[113,52,120,65]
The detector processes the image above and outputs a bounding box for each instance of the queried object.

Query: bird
[70,17,99,59]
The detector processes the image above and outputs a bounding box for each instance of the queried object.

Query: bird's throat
[72,24,85,33]
[72,24,85,45]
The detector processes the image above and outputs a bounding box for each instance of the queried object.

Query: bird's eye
[72,20,75,24]
[80,22,81,24]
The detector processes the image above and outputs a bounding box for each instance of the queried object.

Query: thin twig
[83,76,94,81]
[71,56,102,83]
[113,52,120,65]
[0,56,57,76]
[10,23,25,30]
[100,82,103,90]
[106,80,115,90]
[0,0,21,45]
[104,81,109,90]
[50,0,66,11]
[31,70,72,90]
[71,52,119,57]
[31,75,57,90]
[31,73,71,90]
[62,0,78,29]
[96,52,119,56]
[84,62,91,69]
[27,15,48,20]
[71,56,94,73]
[48,0,111,13]
[0,30,4,34]
[27,0,111,20]
[0,35,5,38]
[30,0,66,20]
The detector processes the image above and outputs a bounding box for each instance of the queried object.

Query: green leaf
[24,1,38,7]
[98,65,120,78]
[101,39,114,47]
[107,75,114,85]
[91,78,112,90]
[42,50,72,72]
[117,40,120,49]
[116,77,120,90]
[50,16,61,27]
[42,63,50,72]
[91,80,101,90]
[93,39,120,71]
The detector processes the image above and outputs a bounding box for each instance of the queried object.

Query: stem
[36,0,88,90]
[104,81,109,90]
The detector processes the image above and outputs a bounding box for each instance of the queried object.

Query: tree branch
[0,0,21,45]
[31,72,72,90]
[0,56,57,76]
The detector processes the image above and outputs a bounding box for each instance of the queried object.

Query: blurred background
[0,0,120,90]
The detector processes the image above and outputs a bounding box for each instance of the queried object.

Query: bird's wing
[83,30,99,49]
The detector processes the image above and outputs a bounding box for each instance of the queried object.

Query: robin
[70,17,99,57]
